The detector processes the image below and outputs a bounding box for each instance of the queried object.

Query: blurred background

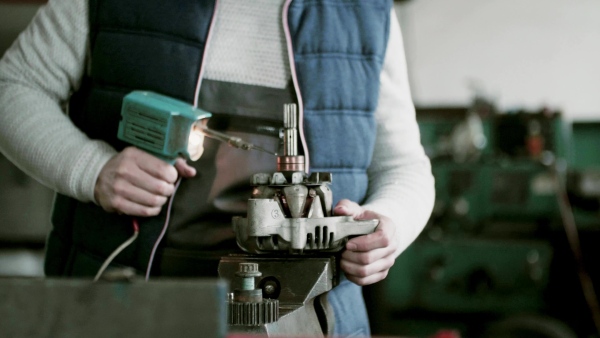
[0,1,53,277]
[1,0,599,337]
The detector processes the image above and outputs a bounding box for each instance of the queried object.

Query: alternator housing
[233,171,378,254]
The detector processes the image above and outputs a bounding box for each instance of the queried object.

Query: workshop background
[1,0,599,337]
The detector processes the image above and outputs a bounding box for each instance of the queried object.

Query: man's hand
[94,147,196,216]
[334,199,398,286]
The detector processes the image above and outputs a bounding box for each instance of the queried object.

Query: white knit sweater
[0,0,434,255]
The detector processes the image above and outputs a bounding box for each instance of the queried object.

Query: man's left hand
[334,199,399,286]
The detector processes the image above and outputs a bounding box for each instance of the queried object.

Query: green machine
[118,91,212,164]
[372,100,600,337]
[118,91,276,164]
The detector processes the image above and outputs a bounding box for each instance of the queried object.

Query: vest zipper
[282,0,310,173]
[193,0,221,108]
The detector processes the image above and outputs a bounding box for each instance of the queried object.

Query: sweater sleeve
[0,0,116,203]
[362,10,435,257]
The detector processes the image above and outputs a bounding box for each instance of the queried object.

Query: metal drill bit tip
[251,145,278,156]
[196,125,278,156]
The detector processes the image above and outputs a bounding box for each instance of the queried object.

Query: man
[0,0,434,335]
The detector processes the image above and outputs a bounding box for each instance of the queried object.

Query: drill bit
[196,125,278,156]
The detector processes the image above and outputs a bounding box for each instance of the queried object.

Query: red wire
[132,218,140,233]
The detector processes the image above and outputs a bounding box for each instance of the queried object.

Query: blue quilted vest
[46,0,392,276]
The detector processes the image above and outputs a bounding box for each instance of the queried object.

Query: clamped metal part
[228,263,279,327]
[220,255,336,336]
[233,103,379,254]
[278,103,304,173]
[224,103,378,336]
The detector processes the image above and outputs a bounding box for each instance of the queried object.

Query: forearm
[0,83,115,202]
[362,10,435,257]
[363,154,434,257]
[363,96,435,256]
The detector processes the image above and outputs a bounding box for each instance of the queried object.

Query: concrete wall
[395,0,600,120]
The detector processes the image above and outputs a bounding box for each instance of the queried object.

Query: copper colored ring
[233,289,263,303]
[277,156,305,172]
[277,156,305,164]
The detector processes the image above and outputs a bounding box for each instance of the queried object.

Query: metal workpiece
[232,105,379,254]
[228,262,280,327]
[233,288,263,303]
[282,103,298,156]
[226,102,376,334]
[228,299,279,326]
[283,185,308,218]
[228,298,330,337]
[233,187,378,252]
[250,172,333,200]
[236,262,262,278]
[220,255,336,336]
[235,171,377,254]
[278,103,304,173]
[234,209,378,254]
[235,263,262,292]
[252,172,309,186]
[276,155,305,173]
[220,256,336,310]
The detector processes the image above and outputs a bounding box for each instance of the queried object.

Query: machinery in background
[0,155,53,277]
[369,97,600,338]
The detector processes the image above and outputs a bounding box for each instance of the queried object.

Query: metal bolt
[236,263,262,290]
[264,284,276,295]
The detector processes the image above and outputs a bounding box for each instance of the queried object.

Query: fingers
[101,194,163,217]
[111,179,168,208]
[342,244,396,265]
[336,207,400,286]
[174,157,197,178]
[341,232,397,286]
[346,215,395,252]
[345,270,390,286]
[341,253,395,286]
[94,147,184,217]
[133,149,178,183]
[333,199,364,218]
[124,168,175,197]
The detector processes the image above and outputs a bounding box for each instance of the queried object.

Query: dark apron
[153,79,295,277]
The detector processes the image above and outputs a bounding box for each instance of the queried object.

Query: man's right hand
[94,146,196,216]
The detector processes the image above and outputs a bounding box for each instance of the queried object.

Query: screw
[264,283,276,295]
